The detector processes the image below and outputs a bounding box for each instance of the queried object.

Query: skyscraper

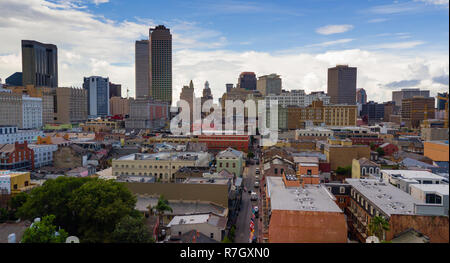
[109,82,122,98]
[149,25,172,105]
[392,88,430,107]
[356,88,367,104]
[257,74,282,96]
[327,65,357,105]
[237,72,257,91]
[21,40,58,88]
[83,76,110,118]
[135,40,150,98]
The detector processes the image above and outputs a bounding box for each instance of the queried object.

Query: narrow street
[234,164,258,243]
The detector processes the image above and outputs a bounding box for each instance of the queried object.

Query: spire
[189,80,194,89]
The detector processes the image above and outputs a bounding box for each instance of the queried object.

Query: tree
[8,192,28,220]
[153,195,173,227]
[335,165,352,176]
[0,208,8,223]
[368,216,390,241]
[68,179,138,243]
[247,152,255,159]
[112,215,155,243]
[21,215,68,243]
[369,142,376,150]
[16,177,138,243]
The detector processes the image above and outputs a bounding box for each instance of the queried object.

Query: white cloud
[415,0,449,6]
[368,18,389,23]
[316,24,354,35]
[307,39,354,47]
[0,0,448,106]
[367,41,425,49]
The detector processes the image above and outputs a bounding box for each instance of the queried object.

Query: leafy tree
[222,236,232,243]
[112,215,155,243]
[21,215,68,243]
[247,152,255,159]
[8,192,28,220]
[368,216,390,241]
[335,165,352,176]
[369,142,376,150]
[16,177,138,243]
[153,195,172,226]
[68,179,137,243]
[17,177,94,235]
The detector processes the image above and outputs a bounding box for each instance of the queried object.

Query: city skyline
[0,0,448,105]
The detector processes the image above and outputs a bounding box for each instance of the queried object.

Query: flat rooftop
[182,177,230,185]
[410,184,449,196]
[266,176,342,213]
[346,179,424,217]
[382,170,445,180]
[117,152,209,162]
[135,196,227,216]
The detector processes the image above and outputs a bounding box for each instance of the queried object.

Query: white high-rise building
[21,95,43,129]
[265,90,330,108]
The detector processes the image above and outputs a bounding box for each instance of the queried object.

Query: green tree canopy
[376,147,385,156]
[112,215,155,243]
[21,215,68,243]
[336,165,352,176]
[16,177,138,243]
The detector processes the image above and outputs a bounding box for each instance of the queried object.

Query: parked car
[250,192,258,201]
[254,181,260,188]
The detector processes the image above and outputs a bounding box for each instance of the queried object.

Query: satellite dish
[366,236,380,243]
[66,236,80,243]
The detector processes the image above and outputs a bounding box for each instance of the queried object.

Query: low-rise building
[381,170,446,192]
[216,148,244,177]
[346,178,448,243]
[0,142,34,170]
[421,128,449,141]
[166,213,227,242]
[264,175,347,243]
[112,152,212,182]
[0,170,36,207]
[409,184,448,216]
[424,141,449,162]
[28,144,58,168]
[352,157,381,179]
[0,126,44,144]
[324,138,371,171]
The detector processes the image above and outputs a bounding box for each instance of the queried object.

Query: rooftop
[117,152,210,162]
[167,214,227,229]
[265,176,342,213]
[410,184,449,196]
[382,169,445,180]
[346,178,423,216]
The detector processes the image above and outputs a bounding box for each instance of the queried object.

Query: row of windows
[114,164,185,170]
[351,188,382,218]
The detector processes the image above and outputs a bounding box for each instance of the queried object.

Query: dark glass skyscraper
[237,72,257,91]
[21,40,58,88]
[327,65,357,105]
[149,25,172,105]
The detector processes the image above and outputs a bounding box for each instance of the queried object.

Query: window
[339,186,345,194]
[274,168,278,174]
[426,193,442,204]
[210,233,214,239]
[307,169,312,175]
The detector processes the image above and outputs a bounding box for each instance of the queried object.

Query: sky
[0,0,448,105]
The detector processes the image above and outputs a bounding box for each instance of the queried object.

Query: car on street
[250,192,258,201]
[254,181,259,188]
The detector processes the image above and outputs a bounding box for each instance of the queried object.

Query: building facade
[257,74,282,96]
[237,72,257,91]
[109,82,121,98]
[401,97,435,128]
[361,101,385,124]
[21,40,58,88]
[110,96,130,117]
[28,144,58,168]
[287,101,358,129]
[0,92,22,128]
[216,148,244,177]
[0,126,44,144]
[149,25,172,104]
[392,88,430,109]
[0,142,35,170]
[327,65,357,105]
[135,40,150,98]
[83,76,110,118]
[125,98,169,130]
[356,88,367,104]
[55,87,88,124]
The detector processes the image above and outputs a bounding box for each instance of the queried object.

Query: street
[234,164,259,243]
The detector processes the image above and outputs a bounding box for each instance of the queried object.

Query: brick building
[0,142,35,170]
